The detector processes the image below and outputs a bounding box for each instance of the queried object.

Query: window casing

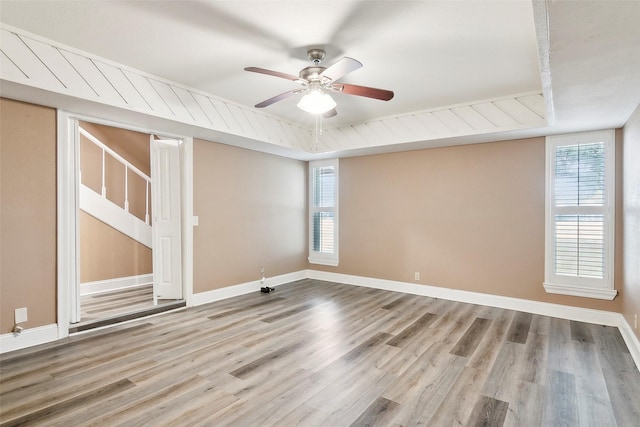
[544,130,616,299]
[309,159,338,266]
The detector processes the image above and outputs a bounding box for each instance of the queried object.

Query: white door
[151,138,183,302]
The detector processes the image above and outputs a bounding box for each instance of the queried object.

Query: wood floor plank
[350,397,400,427]
[503,380,544,427]
[386,312,438,348]
[1,280,637,426]
[570,320,595,344]
[428,366,486,426]
[543,369,579,426]
[480,341,527,402]
[0,378,134,426]
[520,332,548,385]
[450,317,491,358]
[506,311,532,344]
[465,395,509,427]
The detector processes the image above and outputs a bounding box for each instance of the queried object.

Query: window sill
[308,257,339,267]
[543,282,617,300]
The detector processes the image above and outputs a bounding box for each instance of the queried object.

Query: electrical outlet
[635,313,638,330]
[414,272,420,281]
[260,266,265,275]
[15,307,28,324]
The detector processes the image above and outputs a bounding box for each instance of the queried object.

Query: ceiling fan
[244,49,394,117]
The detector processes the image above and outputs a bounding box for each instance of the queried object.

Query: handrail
[79,126,151,224]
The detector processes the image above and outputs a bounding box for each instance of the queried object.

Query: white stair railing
[79,127,151,225]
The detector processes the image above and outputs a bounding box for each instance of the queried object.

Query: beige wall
[80,121,150,175]
[79,211,152,283]
[193,139,307,292]
[0,94,633,339]
[622,103,640,340]
[313,137,624,313]
[0,99,57,334]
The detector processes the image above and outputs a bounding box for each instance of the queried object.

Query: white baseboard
[192,270,307,306]
[81,273,153,296]
[618,315,640,371]
[0,324,59,354]
[305,270,640,370]
[5,270,639,370]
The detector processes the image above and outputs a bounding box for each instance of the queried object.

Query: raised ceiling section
[1,23,545,156]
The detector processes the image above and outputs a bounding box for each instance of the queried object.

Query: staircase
[79,126,152,248]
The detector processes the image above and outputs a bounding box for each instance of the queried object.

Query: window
[309,159,338,266]
[544,130,616,299]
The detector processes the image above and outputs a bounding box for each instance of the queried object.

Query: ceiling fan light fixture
[297,90,336,114]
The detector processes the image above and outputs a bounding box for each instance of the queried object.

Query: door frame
[57,110,194,338]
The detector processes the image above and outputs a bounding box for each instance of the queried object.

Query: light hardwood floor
[1,279,639,426]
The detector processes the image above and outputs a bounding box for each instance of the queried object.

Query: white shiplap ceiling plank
[147,79,194,122]
[171,86,210,124]
[413,112,452,136]
[209,98,243,134]
[191,92,226,128]
[517,93,546,119]
[397,115,435,139]
[351,123,382,145]
[59,50,125,105]
[1,29,64,90]
[93,61,149,111]
[364,120,397,145]
[469,102,521,128]
[0,49,28,82]
[493,98,543,125]
[431,110,475,134]
[122,71,171,115]
[451,105,497,131]
[20,37,95,98]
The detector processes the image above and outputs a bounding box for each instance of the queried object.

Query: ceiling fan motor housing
[299,66,326,82]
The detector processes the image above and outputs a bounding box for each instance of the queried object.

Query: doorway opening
[57,113,192,334]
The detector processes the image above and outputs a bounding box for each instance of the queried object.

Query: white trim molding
[0,324,59,354]
[543,282,617,300]
[618,318,640,371]
[544,129,616,300]
[192,270,307,306]
[81,274,153,296]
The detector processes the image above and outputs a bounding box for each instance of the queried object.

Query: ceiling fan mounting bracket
[307,49,326,65]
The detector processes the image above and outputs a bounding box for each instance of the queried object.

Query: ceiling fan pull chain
[315,114,319,150]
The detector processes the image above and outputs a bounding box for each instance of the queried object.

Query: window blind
[553,142,605,279]
[309,161,338,265]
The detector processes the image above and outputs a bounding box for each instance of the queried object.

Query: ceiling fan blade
[323,108,337,118]
[254,89,301,108]
[336,83,394,101]
[320,57,363,82]
[244,67,299,82]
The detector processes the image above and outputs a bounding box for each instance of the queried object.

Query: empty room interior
[1,1,639,426]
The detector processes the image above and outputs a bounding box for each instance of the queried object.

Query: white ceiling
[1,0,639,155]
